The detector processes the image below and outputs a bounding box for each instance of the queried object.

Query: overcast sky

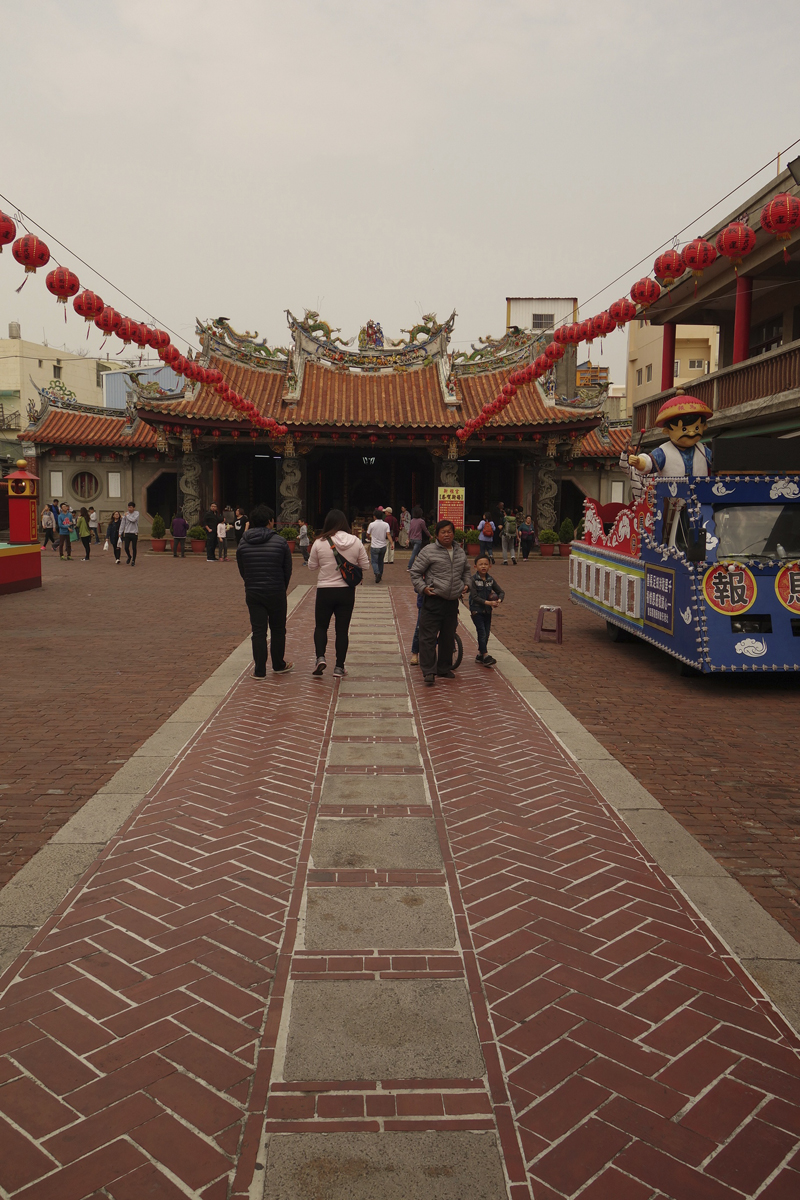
[3,0,799,389]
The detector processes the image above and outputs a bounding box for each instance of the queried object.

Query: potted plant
[538,528,559,556]
[150,514,167,552]
[279,525,298,552]
[575,517,585,541]
[463,529,480,556]
[188,524,207,554]
[558,517,575,556]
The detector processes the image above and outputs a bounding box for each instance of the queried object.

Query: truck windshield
[714,504,800,560]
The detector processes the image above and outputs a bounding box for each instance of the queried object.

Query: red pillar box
[1,459,42,594]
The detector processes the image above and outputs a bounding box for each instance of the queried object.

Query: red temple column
[212,456,221,508]
[661,322,676,391]
[733,275,753,364]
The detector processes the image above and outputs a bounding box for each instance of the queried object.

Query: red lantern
[250,430,258,440]
[73,290,104,323]
[681,237,717,280]
[146,327,170,352]
[715,221,756,268]
[131,323,150,349]
[231,429,240,439]
[535,354,550,373]
[760,193,800,261]
[609,297,637,325]
[216,381,231,397]
[12,235,50,273]
[553,326,571,345]
[502,382,517,397]
[116,317,137,344]
[95,306,122,338]
[545,341,566,361]
[653,250,684,288]
[591,312,617,339]
[212,429,220,439]
[173,355,188,374]
[630,278,661,309]
[160,343,181,365]
[0,211,16,252]
[205,368,223,386]
[579,319,594,343]
[45,267,80,304]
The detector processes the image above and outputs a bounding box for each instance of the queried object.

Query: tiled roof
[22,408,157,448]
[578,425,631,457]
[138,356,595,431]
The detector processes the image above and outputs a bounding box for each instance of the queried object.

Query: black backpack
[327,538,363,588]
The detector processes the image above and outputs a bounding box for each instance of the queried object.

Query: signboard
[702,564,757,615]
[644,565,675,634]
[775,562,800,612]
[437,486,465,531]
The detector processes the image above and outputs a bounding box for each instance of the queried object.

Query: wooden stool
[534,605,563,644]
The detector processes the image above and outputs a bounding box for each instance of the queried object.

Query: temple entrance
[305,449,435,528]
[219,449,278,514]
[463,456,518,526]
[146,471,178,525]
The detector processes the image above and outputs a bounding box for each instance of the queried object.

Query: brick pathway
[1,586,799,1198]
[480,556,800,944]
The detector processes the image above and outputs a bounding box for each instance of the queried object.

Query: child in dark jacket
[467,555,504,666]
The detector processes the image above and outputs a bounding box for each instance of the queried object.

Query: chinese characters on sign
[775,562,800,612]
[437,486,465,531]
[702,564,757,615]
[644,565,675,634]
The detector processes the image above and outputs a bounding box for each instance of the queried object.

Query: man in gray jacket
[409,519,471,686]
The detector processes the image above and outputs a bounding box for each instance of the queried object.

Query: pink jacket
[307,532,370,588]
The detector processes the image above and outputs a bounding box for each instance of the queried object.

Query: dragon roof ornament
[285,309,456,376]
[195,317,290,371]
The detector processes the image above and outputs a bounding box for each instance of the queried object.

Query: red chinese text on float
[591,311,617,339]
[609,297,637,325]
[0,212,16,252]
[715,221,756,269]
[630,277,661,308]
[12,234,50,273]
[760,192,800,262]
[73,290,104,323]
[653,249,684,288]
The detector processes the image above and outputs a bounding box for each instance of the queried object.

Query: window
[750,315,782,357]
[688,358,704,370]
[674,360,680,376]
[52,365,62,380]
[49,470,63,498]
[107,471,121,499]
[38,359,43,368]
[611,481,624,504]
[636,368,643,386]
[645,364,653,383]
[71,471,100,500]
[531,312,554,331]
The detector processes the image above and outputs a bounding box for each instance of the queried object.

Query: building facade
[626,320,719,410]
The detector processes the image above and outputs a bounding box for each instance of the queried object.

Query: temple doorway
[306,449,435,527]
[146,471,178,525]
[219,449,278,514]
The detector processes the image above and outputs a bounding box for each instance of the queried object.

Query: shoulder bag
[327,538,363,588]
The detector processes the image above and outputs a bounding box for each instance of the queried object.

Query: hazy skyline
[3,0,799,389]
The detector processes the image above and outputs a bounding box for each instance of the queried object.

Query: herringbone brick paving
[0,582,799,1198]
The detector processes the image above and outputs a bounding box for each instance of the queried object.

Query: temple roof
[22,405,156,448]
[577,423,630,458]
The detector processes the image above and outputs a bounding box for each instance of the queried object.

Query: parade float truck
[569,456,800,674]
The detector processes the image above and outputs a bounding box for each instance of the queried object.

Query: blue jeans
[370,545,387,580]
[471,609,492,656]
[408,540,423,568]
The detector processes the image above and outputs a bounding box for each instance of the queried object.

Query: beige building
[626,320,719,410]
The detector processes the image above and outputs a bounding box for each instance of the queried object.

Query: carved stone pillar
[278,440,305,526]
[179,452,202,527]
[535,460,558,534]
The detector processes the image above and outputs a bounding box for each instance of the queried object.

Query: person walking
[202,503,219,562]
[407,506,427,570]
[298,518,310,564]
[217,516,229,560]
[366,507,391,583]
[40,505,57,551]
[468,554,504,666]
[76,507,92,561]
[410,519,471,687]
[501,508,518,565]
[307,509,369,678]
[399,505,411,548]
[171,511,188,557]
[384,507,399,564]
[119,501,140,565]
[518,513,534,560]
[106,511,122,563]
[233,507,248,546]
[88,506,101,544]
[57,503,74,560]
[236,504,293,677]
[477,512,495,563]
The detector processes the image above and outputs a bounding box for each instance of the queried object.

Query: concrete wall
[507,297,577,337]
[38,453,178,537]
[626,321,719,406]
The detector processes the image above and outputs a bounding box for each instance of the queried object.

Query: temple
[20,310,631,535]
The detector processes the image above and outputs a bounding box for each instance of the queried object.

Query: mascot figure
[628,392,713,478]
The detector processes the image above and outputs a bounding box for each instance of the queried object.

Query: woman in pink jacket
[307,509,370,678]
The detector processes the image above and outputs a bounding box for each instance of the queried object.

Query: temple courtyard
[1,551,800,1199]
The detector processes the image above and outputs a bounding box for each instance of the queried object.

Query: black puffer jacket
[236,528,292,594]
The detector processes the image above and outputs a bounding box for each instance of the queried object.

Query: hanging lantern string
[0,188,193,351]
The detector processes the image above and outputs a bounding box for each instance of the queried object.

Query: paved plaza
[1,555,799,1197]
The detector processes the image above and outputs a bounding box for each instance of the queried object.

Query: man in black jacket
[236,505,293,676]
[202,503,219,562]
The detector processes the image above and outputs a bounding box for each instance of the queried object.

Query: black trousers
[124,533,138,564]
[246,590,287,674]
[418,595,459,677]
[173,537,185,557]
[42,528,56,548]
[314,587,356,666]
[81,536,91,560]
[206,532,217,560]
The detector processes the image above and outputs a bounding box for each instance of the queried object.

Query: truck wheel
[606,621,634,643]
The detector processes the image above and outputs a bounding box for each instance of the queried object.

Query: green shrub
[150,515,166,539]
[558,517,575,544]
[463,529,480,544]
[188,525,206,540]
[538,528,560,544]
[279,526,298,539]
[453,528,465,542]
[575,517,585,539]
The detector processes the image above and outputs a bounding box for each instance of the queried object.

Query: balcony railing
[633,337,800,433]
[0,406,21,431]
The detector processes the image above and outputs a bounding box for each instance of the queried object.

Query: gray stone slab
[328,744,420,768]
[50,793,144,845]
[337,698,411,713]
[0,844,103,927]
[321,775,428,806]
[263,1131,507,1200]
[98,756,176,795]
[580,760,662,810]
[133,722,200,758]
[677,876,800,961]
[333,718,415,737]
[304,888,455,950]
[165,696,221,724]
[0,927,39,976]
[623,810,729,878]
[311,818,442,869]
[343,665,405,679]
[283,979,484,1079]
[744,960,800,1032]
[338,681,408,694]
